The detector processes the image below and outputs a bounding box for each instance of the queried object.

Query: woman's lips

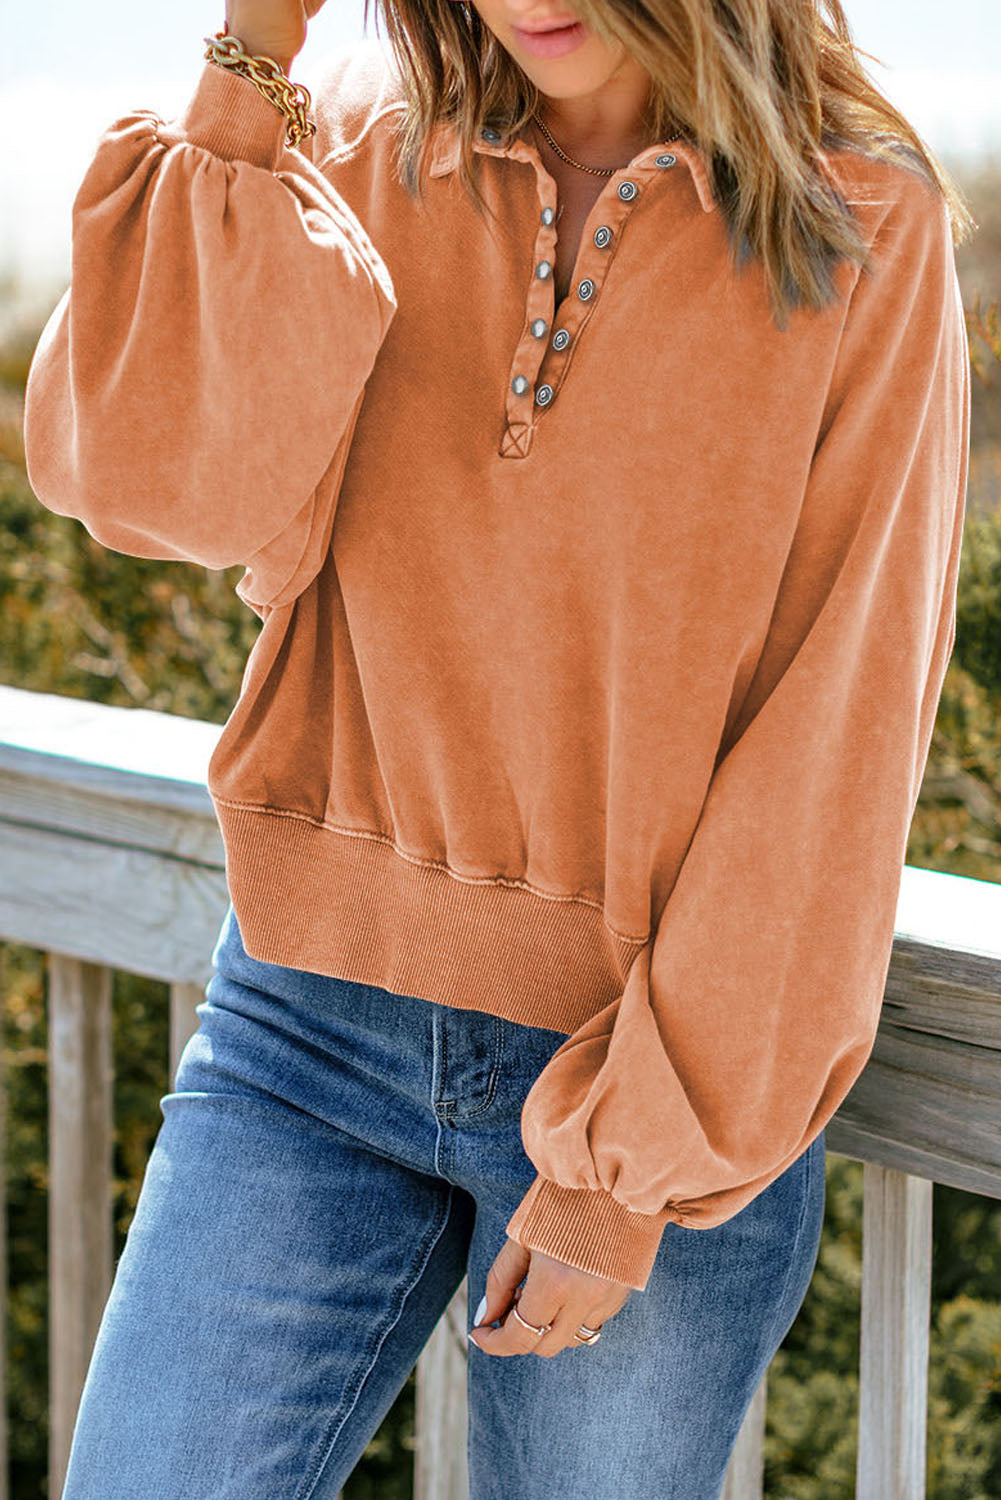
[512,21,589,58]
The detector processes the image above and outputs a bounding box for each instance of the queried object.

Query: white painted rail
[1,684,1000,1500]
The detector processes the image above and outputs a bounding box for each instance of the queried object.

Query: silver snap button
[577,278,595,301]
[530,317,548,338]
[593,225,612,249]
[655,152,677,168]
[511,374,529,395]
[617,179,638,201]
[551,328,571,351]
[481,126,502,143]
[540,205,556,226]
[535,259,552,280]
[535,384,555,407]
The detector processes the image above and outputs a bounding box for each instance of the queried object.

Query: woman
[24,1,972,1496]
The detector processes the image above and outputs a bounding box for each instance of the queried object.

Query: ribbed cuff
[176,60,291,170]
[504,1173,678,1292]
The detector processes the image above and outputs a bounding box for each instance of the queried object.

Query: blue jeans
[61,900,826,1500]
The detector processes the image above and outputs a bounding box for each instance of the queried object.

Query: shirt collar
[427,118,719,214]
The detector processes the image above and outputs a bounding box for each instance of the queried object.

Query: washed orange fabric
[22,40,971,1290]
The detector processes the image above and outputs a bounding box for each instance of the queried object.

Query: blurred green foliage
[2,157,1001,1498]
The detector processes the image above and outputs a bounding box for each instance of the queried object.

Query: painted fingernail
[474,1294,488,1325]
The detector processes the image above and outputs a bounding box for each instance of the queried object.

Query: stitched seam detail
[212,795,651,943]
[435,1015,505,1122]
[294,1182,458,1500]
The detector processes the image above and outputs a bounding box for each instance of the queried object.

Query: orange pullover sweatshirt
[22,39,970,1291]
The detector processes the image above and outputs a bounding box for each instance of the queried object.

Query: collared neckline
[427,117,718,214]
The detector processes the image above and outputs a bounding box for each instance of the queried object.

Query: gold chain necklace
[527,110,684,233]
[529,110,619,177]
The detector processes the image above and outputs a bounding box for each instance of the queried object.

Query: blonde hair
[369,0,976,327]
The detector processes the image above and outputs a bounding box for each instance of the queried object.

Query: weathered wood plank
[856,1164,933,1500]
[169,982,206,1083]
[0,766,223,863]
[414,1279,469,1500]
[47,953,114,1500]
[893,862,1001,962]
[826,932,1001,1199]
[0,683,219,813]
[721,1372,766,1500]
[0,818,228,985]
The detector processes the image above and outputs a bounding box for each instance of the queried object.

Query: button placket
[498,138,684,457]
[528,174,645,413]
[503,198,560,441]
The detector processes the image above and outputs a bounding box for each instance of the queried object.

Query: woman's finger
[469,1246,632,1357]
[470,1289,565,1357]
[469,1248,567,1356]
[473,1237,530,1332]
[541,1296,620,1355]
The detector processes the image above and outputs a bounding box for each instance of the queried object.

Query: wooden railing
[1,682,1000,1500]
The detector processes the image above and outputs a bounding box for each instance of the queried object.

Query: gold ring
[511,1303,553,1338]
[572,1323,602,1345]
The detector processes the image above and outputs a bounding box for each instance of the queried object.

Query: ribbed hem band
[211,797,647,1037]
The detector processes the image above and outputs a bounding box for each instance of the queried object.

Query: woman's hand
[468,1236,632,1357]
[224,0,331,71]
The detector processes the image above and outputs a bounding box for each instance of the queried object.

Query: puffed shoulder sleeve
[22,60,397,610]
[504,167,972,1291]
